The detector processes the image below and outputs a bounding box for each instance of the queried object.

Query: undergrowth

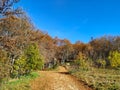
[0,72,39,90]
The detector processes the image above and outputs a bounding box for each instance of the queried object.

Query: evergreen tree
[25,43,44,71]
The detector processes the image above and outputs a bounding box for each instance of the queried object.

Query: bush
[108,51,120,68]
[74,52,90,70]
[1,71,39,90]
[96,59,106,68]
[11,55,28,78]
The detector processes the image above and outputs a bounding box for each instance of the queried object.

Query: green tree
[108,51,120,68]
[25,43,44,71]
[11,55,27,78]
[11,43,44,78]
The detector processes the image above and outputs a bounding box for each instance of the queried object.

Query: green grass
[69,67,120,90]
[0,72,39,90]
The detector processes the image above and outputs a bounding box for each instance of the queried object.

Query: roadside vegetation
[0,72,39,90]
[68,51,120,90]
[69,67,120,90]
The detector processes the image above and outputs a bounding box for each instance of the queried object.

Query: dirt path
[31,66,92,90]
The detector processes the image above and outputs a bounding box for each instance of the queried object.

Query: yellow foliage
[108,51,120,68]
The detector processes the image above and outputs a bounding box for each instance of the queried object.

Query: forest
[0,0,120,90]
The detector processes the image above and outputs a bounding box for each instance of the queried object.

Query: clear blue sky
[17,0,120,43]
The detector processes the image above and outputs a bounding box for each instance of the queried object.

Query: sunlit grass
[0,72,39,90]
[69,68,120,90]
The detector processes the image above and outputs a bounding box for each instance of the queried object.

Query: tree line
[0,0,120,85]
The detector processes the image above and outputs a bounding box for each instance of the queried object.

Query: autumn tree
[72,41,87,60]
[0,0,22,17]
[108,51,120,68]
[0,48,10,84]
[74,52,90,70]
[55,39,73,64]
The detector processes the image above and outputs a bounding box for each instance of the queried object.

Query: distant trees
[74,52,88,69]
[54,36,120,69]
[89,36,120,68]
[72,42,87,60]
[89,37,111,61]
[55,39,73,64]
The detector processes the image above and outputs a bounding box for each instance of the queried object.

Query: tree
[0,48,10,85]
[108,51,120,68]
[74,52,89,70]
[89,36,112,66]
[11,43,44,78]
[55,39,73,64]
[25,43,44,71]
[11,55,27,78]
[0,0,21,16]
[73,42,86,60]
[0,15,33,67]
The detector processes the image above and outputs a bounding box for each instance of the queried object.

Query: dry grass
[69,68,120,90]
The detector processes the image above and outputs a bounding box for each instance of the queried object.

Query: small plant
[96,59,106,68]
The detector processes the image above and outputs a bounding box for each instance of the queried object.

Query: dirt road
[31,66,91,90]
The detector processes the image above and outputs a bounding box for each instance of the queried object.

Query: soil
[31,66,92,90]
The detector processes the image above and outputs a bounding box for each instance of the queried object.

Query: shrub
[74,52,89,70]
[108,51,120,68]
[11,55,28,78]
[96,59,106,68]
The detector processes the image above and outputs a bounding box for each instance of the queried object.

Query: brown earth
[31,66,92,90]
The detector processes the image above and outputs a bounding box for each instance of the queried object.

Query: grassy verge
[69,67,120,90]
[0,72,39,90]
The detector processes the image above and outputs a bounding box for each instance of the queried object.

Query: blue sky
[17,0,120,43]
